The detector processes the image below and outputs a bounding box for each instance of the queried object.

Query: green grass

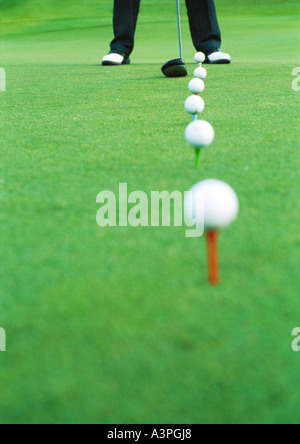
[0,0,300,424]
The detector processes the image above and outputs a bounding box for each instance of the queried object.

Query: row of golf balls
[184,52,238,229]
[185,52,215,149]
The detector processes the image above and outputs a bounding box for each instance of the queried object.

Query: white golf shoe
[204,49,231,64]
[102,52,130,66]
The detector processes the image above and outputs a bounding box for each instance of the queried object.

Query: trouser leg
[110,0,141,57]
[185,0,221,52]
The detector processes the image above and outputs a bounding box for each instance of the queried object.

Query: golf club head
[161,58,188,78]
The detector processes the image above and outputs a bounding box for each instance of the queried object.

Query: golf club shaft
[176,0,183,60]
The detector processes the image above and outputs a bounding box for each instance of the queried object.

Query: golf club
[161,0,188,78]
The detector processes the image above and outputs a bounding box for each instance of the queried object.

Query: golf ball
[185,179,239,229]
[185,120,214,147]
[194,67,207,79]
[194,52,206,64]
[185,95,205,115]
[189,78,205,94]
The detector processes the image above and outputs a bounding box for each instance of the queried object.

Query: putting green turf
[0,0,300,424]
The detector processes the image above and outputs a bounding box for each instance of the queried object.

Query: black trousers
[110,0,221,57]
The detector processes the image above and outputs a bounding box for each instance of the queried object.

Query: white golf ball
[185,120,214,147]
[194,67,207,79]
[185,179,239,229]
[184,95,205,115]
[194,52,205,64]
[189,78,205,94]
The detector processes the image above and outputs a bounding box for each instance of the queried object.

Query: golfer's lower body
[102,0,231,65]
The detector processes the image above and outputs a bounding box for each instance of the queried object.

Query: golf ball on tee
[185,120,215,147]
[194,67,207,79]
[189,78,205,94]
[185,95,205,115]
[185,179,239,229]
[194,52,206,64]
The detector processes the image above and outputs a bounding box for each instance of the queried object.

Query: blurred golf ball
[185,95,205,115]
[194,52,206,64]
[185,120,214,147]
[185,179,239,229]
[189,78,205,94]
[194,67,207,79]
